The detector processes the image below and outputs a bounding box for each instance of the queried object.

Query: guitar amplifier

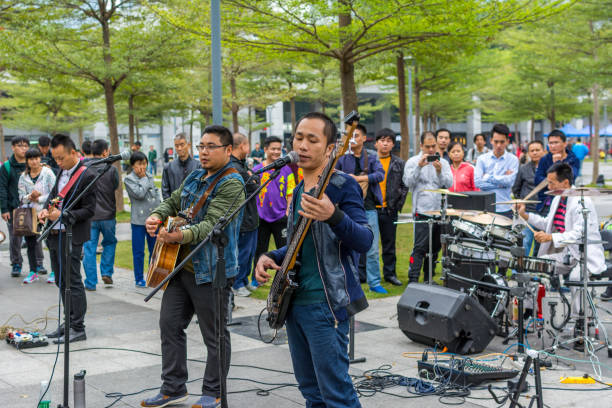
[448,191,496,212]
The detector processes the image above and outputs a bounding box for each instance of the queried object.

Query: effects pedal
[5,330,49,349]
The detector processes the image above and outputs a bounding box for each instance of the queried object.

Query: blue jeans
[522,226,535,257]
[131,223,157,282]
[148,161,157,175]
[286,303,361,408]
[365,210,381,287]
[233,229,257,289]
[83,219,117,288]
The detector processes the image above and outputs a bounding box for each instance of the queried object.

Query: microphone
[86,151,131,165]
[253,151,298,174]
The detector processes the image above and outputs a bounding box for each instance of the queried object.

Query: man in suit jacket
[39,134,96,344]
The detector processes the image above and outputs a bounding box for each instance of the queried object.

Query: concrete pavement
[2,247,612,407]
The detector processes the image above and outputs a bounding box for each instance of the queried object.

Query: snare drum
[477,274,509,318]
[447,242,496,261]
[487,224,520,245]
[451,219,486,240]
[510,256,555,274]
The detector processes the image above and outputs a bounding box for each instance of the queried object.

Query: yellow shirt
[378,156,391,208]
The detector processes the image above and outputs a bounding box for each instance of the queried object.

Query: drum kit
[397,187,612,357]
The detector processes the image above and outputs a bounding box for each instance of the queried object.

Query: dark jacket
[230,155,259,232]
[335,149,385,205]
[41,151,59,174]
[0,155,27,214]
[379,154,408,213]
[535,148,580,211]
[268,172,372,323]
[85,160,119,221]
[161,156,200,199]
[512,161,538,212]
[44,161,97,245]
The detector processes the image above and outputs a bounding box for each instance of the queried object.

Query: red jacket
[450,162,479,192]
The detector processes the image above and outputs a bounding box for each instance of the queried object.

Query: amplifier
[448,191,496,212]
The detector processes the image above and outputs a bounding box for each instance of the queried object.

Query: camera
[427,153,440,162]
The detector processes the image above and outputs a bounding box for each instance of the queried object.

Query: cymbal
[493,199,540,205]
[561,239,607,245]
[423,189,468,197]
[423,209,481,217]
[546,187,612,197]
[462,212,514,227]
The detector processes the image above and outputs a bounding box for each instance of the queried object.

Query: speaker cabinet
[397,284,496,354]
[448,191,496,212]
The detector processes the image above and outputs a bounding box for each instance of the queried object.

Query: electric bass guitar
[266,111,360,329]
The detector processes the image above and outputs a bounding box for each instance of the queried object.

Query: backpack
[3,160,10,177]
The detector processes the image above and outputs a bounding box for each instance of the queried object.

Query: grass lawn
[249,193,443,301]
[112,240,148,271]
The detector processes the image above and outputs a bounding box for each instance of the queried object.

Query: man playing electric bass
[142,126,244,408]
[256,112,372,408]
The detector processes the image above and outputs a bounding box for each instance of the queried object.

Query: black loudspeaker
[397,284,496,354]
[448,191,496,212]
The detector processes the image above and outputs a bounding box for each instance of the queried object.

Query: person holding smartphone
[403,131,452,284]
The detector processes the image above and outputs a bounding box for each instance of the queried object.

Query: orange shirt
[378,156,391,208]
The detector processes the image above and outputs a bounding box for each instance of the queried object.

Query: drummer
[403,131,453,284]
[517,163,605,313]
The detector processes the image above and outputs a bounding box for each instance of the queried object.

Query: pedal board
[5,330,49,349]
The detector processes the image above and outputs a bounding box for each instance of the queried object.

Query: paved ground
[2,246,612,408]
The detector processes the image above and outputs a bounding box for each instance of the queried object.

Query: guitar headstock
[337,111,360,157]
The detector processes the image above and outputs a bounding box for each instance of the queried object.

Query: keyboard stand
[509,349,544,408]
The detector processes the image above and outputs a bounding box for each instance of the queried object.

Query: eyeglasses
[197,144,229,152]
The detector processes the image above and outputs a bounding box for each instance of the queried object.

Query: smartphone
[427,153,440,162]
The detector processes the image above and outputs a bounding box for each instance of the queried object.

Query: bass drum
[476,274,509,319]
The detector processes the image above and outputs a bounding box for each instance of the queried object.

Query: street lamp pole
[211,0,222,125]
[408,64,413,157]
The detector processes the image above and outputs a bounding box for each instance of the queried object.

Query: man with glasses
[142,125,244,408]
[475,124,519,218]
[161,133,200,199]
[0,136,34,277]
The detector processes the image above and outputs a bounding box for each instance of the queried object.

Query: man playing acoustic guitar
[256,112,372,408]
[142,126,244,408]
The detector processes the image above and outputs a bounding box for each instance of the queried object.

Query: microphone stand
[38,162,114,408]
[145,167,282,408]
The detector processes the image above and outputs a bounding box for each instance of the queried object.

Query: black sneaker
[601,288,612,301]
[10,264,22,277]
[47,324,65,339]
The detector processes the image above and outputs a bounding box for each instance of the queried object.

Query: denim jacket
[153,162,245,285]
[268,171,371,323]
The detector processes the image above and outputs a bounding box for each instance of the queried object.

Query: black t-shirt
[30,174,39,184]
[352,155,376,210]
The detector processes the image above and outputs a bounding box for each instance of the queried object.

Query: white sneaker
[233,286,251,297]
[246,282,258,292]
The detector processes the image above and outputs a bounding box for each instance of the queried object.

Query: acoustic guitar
[146,216,188,290]
[266,111,360,329]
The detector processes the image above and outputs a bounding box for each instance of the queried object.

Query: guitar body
[267,269,298,330]
[146,217,185,291]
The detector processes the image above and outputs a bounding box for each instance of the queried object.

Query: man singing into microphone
[256,112,371,408]
[141,125,244,408]
[251,136,296,289]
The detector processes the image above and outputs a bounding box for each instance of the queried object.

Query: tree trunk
[396,52,409,161]
[230,76,239,133]
[135,116,140,143]
[530,118,535,140]
[338,7,357,113]
[78,127,84,148]
[591,84,600,185]
[247,106,252,143]
[548,81,556,129]
[0,111,5,161]
[320,77,326,115]
[128,93,135,146]
[101,20,124,213]
[189,110,194,155]
[290,97,296,134]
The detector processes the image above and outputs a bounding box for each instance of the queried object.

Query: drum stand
[561,192,612,358]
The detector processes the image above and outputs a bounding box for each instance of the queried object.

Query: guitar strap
[55,165,87,209]
[188,167,238,218]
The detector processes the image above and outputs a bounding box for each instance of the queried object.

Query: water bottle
[38,380,51,408]
[73,370,86,408]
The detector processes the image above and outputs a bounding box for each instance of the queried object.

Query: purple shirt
[253,163,295,223]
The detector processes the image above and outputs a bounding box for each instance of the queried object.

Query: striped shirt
[553,198,567,233]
